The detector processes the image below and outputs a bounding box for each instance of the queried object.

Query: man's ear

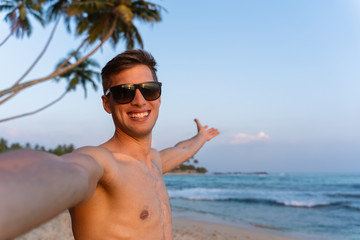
[158,97,161,105]
[102,95,112,114]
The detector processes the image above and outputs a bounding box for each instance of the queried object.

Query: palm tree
[0,138,8,152]
[55,51,100,98]
[0,0,44,46]
[12,0,71,86]
[0,0,66,105]
[68,0,162,48]
[0,0,163,118]
[0,52,100,123]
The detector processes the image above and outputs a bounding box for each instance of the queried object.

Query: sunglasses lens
[109,82,162,104]
[140,82,161,101]
[111,85,135,104]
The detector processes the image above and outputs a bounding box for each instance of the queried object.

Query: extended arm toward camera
[0,150,103,240]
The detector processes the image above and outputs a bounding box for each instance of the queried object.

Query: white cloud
[230,131,270,145]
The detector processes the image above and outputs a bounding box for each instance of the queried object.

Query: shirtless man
[0,49,219,240]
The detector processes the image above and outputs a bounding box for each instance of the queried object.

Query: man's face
[102,65,161,138]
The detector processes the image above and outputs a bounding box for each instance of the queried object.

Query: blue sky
[0,0,359,172]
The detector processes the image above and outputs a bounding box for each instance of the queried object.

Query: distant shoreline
[212,171,269,175]
[166,171,269,175]
[166,171,204,175]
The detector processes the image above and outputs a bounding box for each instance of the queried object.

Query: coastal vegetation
[0,0,164,122]
[170,157,208,174]
[0,137,74,156]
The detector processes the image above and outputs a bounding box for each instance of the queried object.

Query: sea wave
[172,196,347,209]
[327,193,360,199]
[282,200,342,208]
[168,187,355,209]
[350,184,360,189]
[344,204,360,212]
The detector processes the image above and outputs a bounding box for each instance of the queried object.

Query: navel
[140,210,149,220]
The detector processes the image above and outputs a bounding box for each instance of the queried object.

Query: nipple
[140,210,149,220]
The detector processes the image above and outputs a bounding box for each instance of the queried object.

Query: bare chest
[93,160,172,239]
[111,162,170,214]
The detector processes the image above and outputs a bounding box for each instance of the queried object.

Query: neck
[105,130,153,166]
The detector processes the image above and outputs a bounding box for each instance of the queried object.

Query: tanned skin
[0,64,219,240]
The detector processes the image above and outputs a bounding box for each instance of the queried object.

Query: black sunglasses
[105,82,162,104]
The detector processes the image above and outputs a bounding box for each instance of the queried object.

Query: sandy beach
[14,211,300,240]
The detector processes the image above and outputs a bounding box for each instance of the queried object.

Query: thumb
[194,118,202,131]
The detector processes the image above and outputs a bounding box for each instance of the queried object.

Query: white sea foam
[282,201,329,208]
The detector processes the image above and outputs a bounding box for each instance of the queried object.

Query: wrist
[197,131,208,142]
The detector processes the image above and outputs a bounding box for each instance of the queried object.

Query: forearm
[161,133,207,173]
[0,150,98,239]
[174,133,207,159]
[161,119,219,174]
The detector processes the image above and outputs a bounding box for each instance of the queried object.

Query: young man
[0,50,219,240]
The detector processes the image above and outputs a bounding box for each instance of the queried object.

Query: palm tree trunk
[55,39,87,72]
[12,14,62,86]
[0,90,20,104]
[0,19,19,47]
[0,19,117,101]
[0,31,14,47]
[0,90,68,123]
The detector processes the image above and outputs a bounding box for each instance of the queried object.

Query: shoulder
[74,146,113,161]
[73,146,120,188]
[150,148,162,170]
[73,146,116,176]
[150,148,161,160]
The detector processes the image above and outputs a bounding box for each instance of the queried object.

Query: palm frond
[55,51,100,98]
[113,4,134,25]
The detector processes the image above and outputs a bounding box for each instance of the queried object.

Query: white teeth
[130,112,149,119]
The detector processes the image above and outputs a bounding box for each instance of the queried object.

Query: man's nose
[131,89,146,106]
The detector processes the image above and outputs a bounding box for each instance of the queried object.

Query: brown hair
[101,49,158,94]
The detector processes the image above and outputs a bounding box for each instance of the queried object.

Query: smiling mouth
[128,111,150,119]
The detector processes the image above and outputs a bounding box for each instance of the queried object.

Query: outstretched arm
[0,149,103,240]
[160,119,219,174]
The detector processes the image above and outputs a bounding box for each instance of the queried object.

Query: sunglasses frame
[105,81,162,104]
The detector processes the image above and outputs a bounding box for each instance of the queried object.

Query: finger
[212,130,220,136]
[208,128,220,136]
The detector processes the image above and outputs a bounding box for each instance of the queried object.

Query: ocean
[164,173,360,240]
